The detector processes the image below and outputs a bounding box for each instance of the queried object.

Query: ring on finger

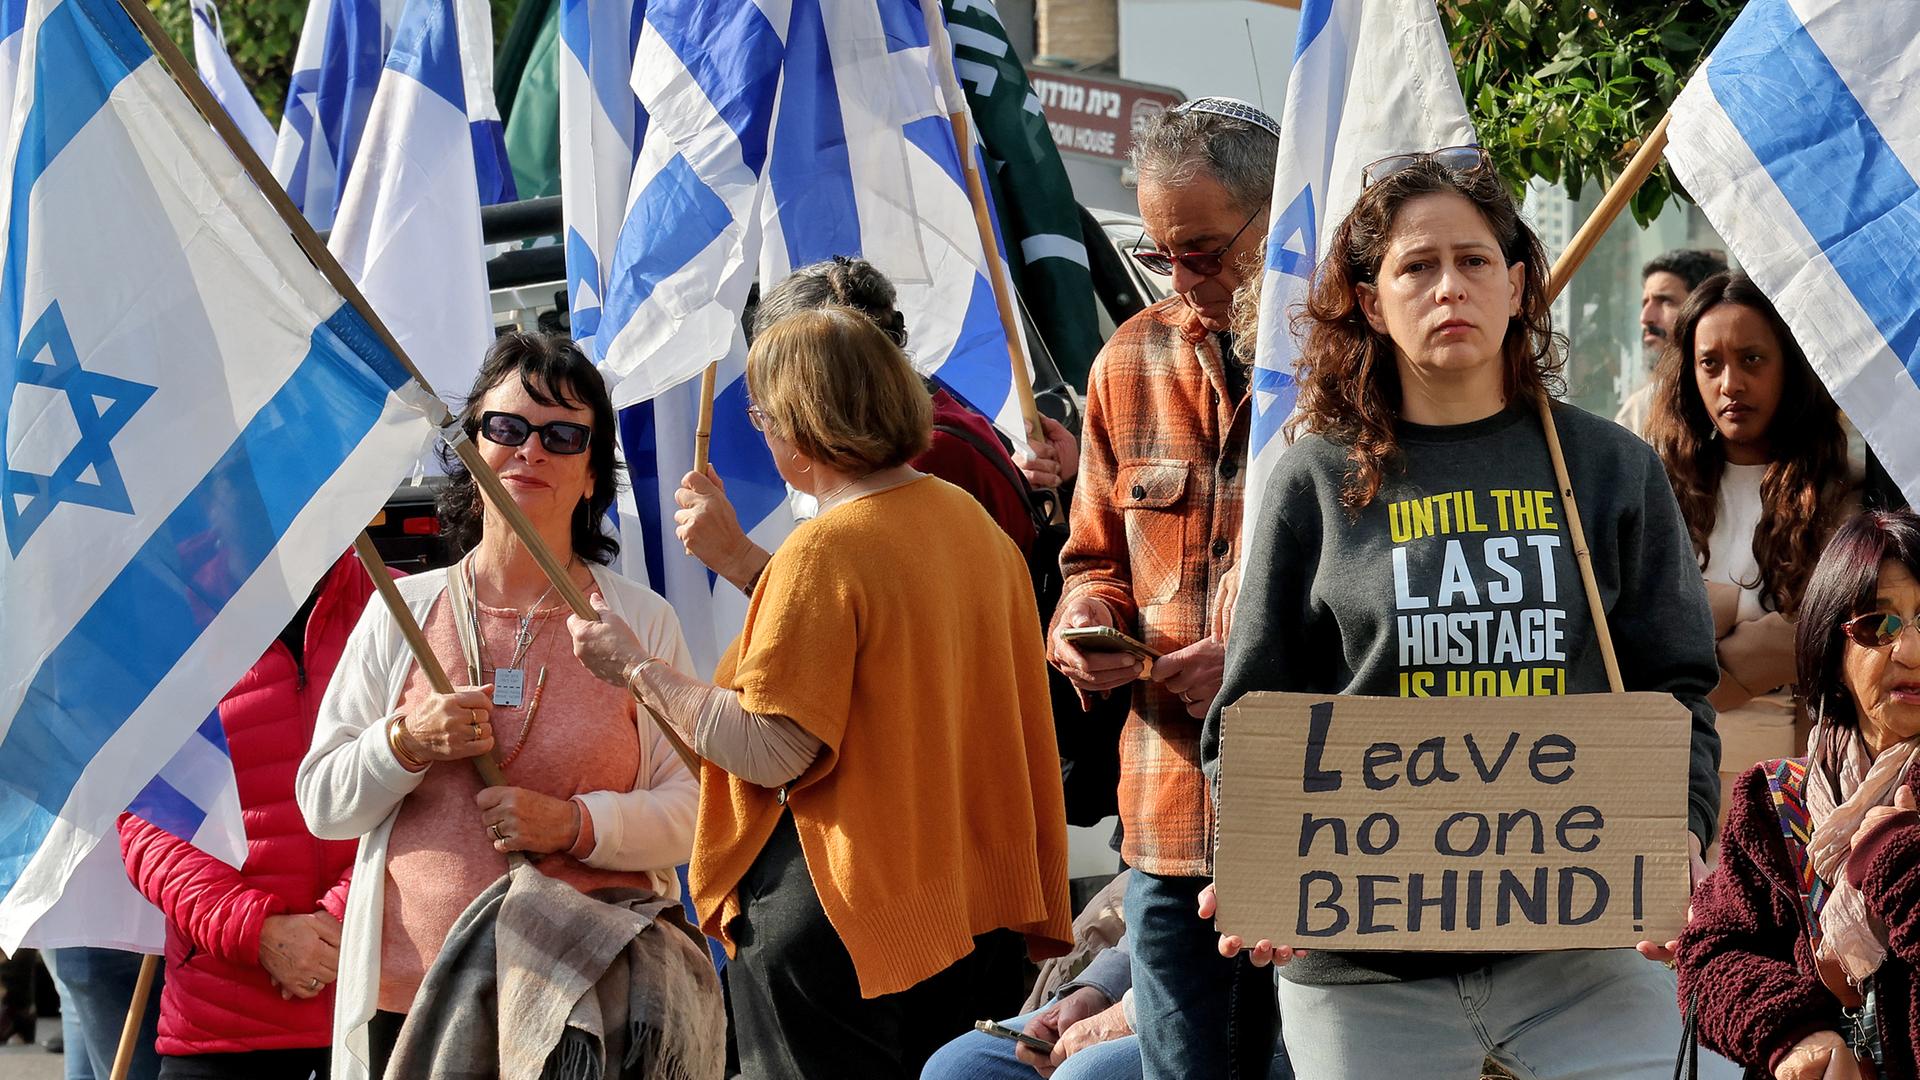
[471,722,482,738]
[308,977,321,990]
[491,823,506,842]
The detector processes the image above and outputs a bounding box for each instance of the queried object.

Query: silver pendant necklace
[467,557,556,708]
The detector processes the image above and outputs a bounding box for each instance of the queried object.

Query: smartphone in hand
[1056,625,1160,661]
[974,1019,1055,1054]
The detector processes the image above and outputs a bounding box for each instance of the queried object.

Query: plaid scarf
[385,864,725,1080]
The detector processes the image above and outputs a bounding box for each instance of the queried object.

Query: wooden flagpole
[946,103,1046,446]
[107,955,159,1080]
[113,0,699,773]
[1535,112,1674,695]
[693,362,719,474]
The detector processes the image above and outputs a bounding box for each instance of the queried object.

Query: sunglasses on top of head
[1360,144,1493,188]
[1843,611,1920,649]
[1130,204,1266,278]
[478,411,591,455]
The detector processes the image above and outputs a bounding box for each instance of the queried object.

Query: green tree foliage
[144,0,519,125]
[1441,0,1743,224]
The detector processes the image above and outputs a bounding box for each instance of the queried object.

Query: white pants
[1275,949,1743,1079]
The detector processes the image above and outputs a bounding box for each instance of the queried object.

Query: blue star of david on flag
[3,301,157,555]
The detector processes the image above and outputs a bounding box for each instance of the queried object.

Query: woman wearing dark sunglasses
[1201,148,1724,1075]
[1680,509,1920,1079]
[297,333,709,1080]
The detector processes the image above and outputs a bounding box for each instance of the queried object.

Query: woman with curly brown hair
[1648,271,1855,780]
[1197,148,1723,1076]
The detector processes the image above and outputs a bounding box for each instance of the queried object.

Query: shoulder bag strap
[932,420,1051,533]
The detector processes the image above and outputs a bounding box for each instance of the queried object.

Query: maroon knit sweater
[1677,763,1920,1077]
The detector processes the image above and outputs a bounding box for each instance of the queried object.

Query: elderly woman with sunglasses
[1204,145,1726,1077]
[297,333,700,1080]
[1680,509,1920,1080]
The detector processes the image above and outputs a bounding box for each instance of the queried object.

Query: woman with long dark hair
[1201,148,1721,1074]
[1680,510,1920,1078]
[297,333,702,1080]
[1648,271,1854,773]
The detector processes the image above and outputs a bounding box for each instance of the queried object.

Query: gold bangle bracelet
[388,716,427,771]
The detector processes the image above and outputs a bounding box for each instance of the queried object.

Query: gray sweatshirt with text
[1203,402,1720,986]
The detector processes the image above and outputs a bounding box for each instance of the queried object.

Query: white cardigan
[295,564,697,1080]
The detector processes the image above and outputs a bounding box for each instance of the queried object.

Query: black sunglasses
[1361,144,1492,188]
[1131,204,1265,278]
[478,411,591,455]
[1844,611,1918,649]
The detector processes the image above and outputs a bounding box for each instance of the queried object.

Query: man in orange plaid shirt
[1049,98,1288,1080]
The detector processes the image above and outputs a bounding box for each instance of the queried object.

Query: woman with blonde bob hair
[568,307,1074,1079]
[1200,149,1725,1075]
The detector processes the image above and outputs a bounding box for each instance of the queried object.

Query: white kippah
[1168,96,1281,139]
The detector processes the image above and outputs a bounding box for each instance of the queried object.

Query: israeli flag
[555,0,645,363]
[563,0,1026,670]
[0,0,441,950]
[271,0,403,229]
[600,0,1026,442]
[1244,0,1471,525]
[189,0,275,162]
[329,0,516,408]
[1666,0,1920,506]
[556,0,662,593]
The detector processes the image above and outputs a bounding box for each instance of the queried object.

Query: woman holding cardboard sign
[1679,509,1920,1079]
[1199,149,1723,1075]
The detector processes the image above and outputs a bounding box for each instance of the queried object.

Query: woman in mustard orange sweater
[568,306,1073,1078]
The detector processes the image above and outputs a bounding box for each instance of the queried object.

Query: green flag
[944,0,1103,391]
[498,0,562,198]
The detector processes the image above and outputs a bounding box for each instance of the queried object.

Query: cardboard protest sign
[1214,692,1691,951]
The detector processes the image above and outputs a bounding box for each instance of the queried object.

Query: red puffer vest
[118,553,383,1055]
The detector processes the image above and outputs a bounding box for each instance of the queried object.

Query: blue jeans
[1125,872,1287,1080]
[1275,949,1742,1079]
[44,948,162,1080]
[920,1008,1142,1080]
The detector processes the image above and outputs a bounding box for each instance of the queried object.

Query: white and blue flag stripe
[270,0,402,228]
[20,712,246,950]
[1244,0,1470,535]
[1666,0,1920,505]
[555,0,645,362]
[0,0,27,148]
[329,0,513,407]
[189,0,276,162]
[0,0,439,950]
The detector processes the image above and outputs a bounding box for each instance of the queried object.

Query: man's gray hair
[1130,105,1280,212]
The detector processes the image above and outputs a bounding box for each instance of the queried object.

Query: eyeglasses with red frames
[1130,205,1265,278]
[1844,611,1919,649]
[477,411,591,455]
[1361,144,1493,189]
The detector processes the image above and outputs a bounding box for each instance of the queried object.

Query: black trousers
[367,1009,406,1080]
[157,1048,330,1079]
[727,814,1029,1079]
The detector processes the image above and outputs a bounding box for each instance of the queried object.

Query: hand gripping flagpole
[1534,111,1674,695]
[109,0,700,771]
